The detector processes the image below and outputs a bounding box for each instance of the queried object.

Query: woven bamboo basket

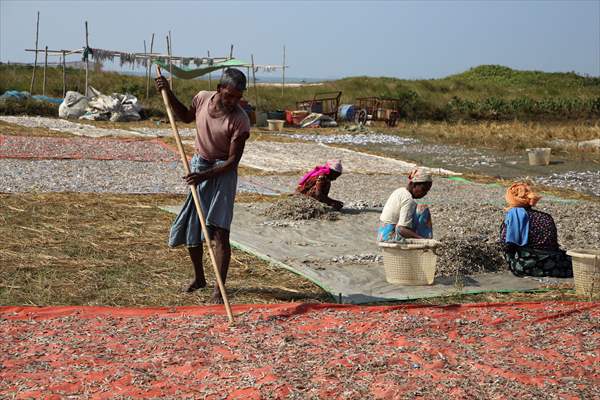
[566,249,600,298]
[378,239,440,285]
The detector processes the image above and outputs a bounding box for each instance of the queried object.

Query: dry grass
[392,120,600,155]
[0,193,331,306]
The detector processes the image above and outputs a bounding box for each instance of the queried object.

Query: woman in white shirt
[377,169,433,241]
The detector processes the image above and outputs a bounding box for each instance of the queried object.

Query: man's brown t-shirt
[192,91,250,161]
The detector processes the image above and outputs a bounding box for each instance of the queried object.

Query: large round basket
[566,248,600,298]
[378,239,440,285]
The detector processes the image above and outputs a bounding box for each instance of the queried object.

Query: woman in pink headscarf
[296,159,344,210]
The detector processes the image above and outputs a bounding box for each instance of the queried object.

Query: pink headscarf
[298,160,342,186]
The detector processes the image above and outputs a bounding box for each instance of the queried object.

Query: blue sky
[1,0,599,79]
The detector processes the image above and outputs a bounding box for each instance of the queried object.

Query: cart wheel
[356,109,368,125]
[386,111,398,127]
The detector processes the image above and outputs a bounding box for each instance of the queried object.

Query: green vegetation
[1,63,599,120]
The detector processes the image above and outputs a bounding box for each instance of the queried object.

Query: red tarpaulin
[1,302,599,399]
[0,135,178,162]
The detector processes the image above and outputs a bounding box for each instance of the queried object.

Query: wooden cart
[355,97,402,127]
[296,91,342,120]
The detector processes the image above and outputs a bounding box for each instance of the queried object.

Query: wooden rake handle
[155,65,234,323]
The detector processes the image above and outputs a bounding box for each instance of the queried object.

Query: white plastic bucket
[527,148,551,166]
[267,119,284,132]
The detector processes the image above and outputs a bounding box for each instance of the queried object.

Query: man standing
[155,69,250,303]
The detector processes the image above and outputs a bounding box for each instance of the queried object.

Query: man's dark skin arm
[155,76,195,123]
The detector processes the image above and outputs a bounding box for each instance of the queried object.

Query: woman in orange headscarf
[500,183,572,278]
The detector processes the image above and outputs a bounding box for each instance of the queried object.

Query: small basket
[566,248,600,298]
[378,239,440,285]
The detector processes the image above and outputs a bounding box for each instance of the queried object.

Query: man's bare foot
[185,279,206,293]
[210,288,225,304]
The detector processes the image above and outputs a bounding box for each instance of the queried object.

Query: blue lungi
[168,154,237,248]
[377,206,433,242]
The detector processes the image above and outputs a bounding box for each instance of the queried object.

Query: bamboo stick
[62,50,66,97]
[251,54,259,116]
[207,50,211,90]
[167,32,173,90]
[146,33,154,99]
[143,40,148,98]
[282,45,286,96]
[84,21,89,97]
[29,11,40,94]
[155,65,234,324]
[42,46,48,96]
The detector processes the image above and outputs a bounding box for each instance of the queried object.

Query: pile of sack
[298,113,338,128]
[59,86,142,122]
[0,90,63,104]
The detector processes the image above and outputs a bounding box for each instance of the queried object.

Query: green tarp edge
[158,205,569,304]
[229,240,338,302]
[230,239,560,304]
[153,59,249,79]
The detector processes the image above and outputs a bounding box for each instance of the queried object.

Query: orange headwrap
[505,183,541,209]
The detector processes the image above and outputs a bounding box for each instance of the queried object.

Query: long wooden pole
[251,54,259,116]
[146,33,154,99]
[281,45,286,96]
[42,46,48,96]
[29,11,40,94]
[62,50,66,97]
[167,32,173,90]
[143,40,148,99]
[246,66,250,86]
[84,21,89,97]
[207,50,211,90]
[221,45,233,79]
[155,66,234,324]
